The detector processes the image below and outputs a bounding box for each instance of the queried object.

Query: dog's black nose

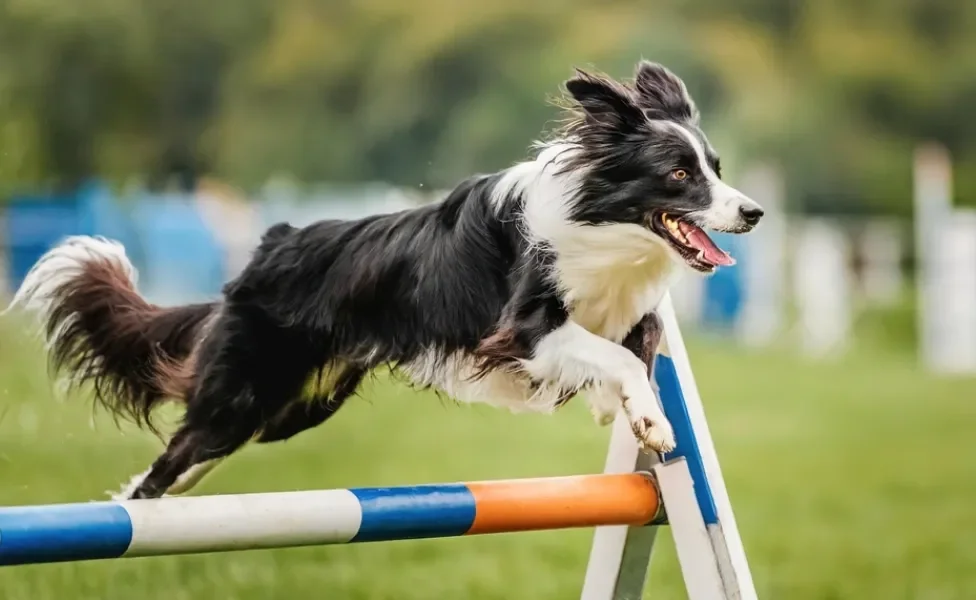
[739,205,764,226]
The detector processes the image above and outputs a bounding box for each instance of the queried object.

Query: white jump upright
[581,292,757,600]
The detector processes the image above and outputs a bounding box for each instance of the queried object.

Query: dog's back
[221,177,521,358]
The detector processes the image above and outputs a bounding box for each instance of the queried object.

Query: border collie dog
[8,61,763,500]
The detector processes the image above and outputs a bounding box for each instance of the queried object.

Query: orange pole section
[465,473,659,535]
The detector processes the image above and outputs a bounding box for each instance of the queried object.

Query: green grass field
[1,316,975,600]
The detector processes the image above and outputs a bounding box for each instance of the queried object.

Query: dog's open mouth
[649,211,735,272]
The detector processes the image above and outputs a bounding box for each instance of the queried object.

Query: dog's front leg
[473,261,673,453]
[523,319,675,453]
[586,312,664,427]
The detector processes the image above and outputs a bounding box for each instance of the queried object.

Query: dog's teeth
[660,214,691,246]
[671,224,687,244]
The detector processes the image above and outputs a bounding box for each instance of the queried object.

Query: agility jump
[0,473,660,566]
[0,297,757,600]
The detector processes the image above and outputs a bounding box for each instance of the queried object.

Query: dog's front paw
[629,415,676,454]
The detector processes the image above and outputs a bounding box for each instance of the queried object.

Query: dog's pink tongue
[679,222,735,266]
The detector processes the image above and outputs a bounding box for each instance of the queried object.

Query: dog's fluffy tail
[5,236,217,431]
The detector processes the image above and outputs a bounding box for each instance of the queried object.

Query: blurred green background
[2,0,976,598]
[1,0,975,213]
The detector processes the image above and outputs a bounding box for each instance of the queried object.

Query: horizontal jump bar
[0,472,661,566]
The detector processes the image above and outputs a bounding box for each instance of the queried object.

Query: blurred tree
[671,0,976,213]
[0,0,973,213]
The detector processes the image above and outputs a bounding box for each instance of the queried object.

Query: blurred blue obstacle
[4,193,79,291]
[3,181,134,292]
[2,183,225,304]
[130,193,225,304]
[2,180,421,304]
[700,231,746,332]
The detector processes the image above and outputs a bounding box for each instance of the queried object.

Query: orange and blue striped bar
[0,473,661,566]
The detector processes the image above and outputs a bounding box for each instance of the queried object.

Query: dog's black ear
[564,68,645,131]
[634,60,698,122]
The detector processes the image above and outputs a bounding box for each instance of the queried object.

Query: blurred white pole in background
[913,144,950,372]
[913,144,976,374]
[736,163,787,347]
[859,218,904,306]
[793,219,852,358]
[196,182,263,280]
[925,209,976,373]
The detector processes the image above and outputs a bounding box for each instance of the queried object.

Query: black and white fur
[7,61,763,500]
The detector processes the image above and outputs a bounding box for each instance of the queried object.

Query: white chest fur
[551,222,681,342]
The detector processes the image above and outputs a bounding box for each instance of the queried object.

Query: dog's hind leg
[117,316,313,500]
[121,365,362,499]
[110,458,223,499]
[117,390,264,500]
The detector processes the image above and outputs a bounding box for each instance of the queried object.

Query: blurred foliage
[0,0,974,213]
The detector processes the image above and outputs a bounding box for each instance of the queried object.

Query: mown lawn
[1,316,974,599]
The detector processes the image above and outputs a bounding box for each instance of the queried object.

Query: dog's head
[558,60,763,273]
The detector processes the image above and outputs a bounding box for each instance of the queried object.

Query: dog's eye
[670,169,688,182]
